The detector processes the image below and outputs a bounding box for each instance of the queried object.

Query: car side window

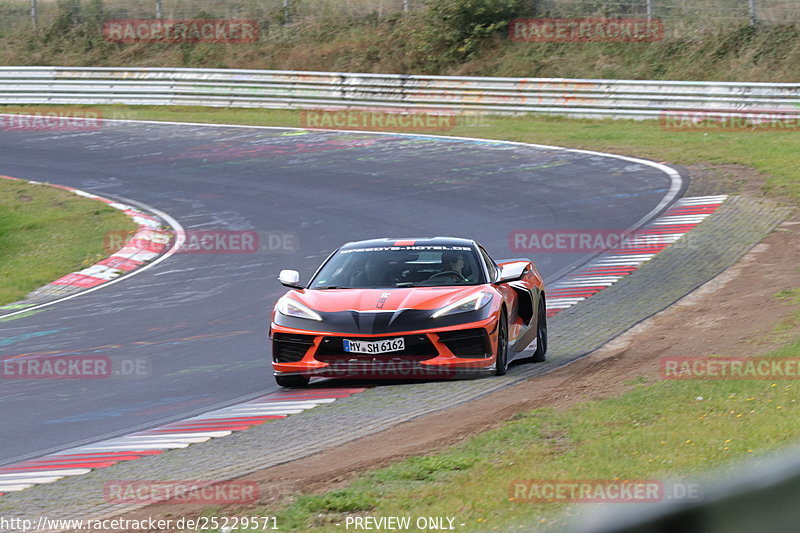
[478,246,497,282]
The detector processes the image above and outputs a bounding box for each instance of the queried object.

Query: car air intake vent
[316,335,435,360]
[437,328,490,358]
[273,333,315,363]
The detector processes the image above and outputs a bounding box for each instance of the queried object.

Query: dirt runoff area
[107,169,799,532]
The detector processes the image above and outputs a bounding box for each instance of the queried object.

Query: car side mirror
[495,262,527,284]
[279,269,304,289]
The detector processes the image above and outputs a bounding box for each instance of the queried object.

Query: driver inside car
[350,255,395,287]
[439,251,467,280]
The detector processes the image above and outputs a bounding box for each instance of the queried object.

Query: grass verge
[0,179,137,305]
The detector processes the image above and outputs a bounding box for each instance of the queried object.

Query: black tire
[531,297,548,363]
[495,312,509,376]
[275,374,310,388]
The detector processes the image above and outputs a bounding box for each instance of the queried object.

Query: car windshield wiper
[314,285,349,290]
[395,282,423,287]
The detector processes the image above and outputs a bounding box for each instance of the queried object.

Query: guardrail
[1,66,799,120]
[571,443,800,533]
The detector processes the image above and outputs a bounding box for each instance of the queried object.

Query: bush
[416,0,525,70]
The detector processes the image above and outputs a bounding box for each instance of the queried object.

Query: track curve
[0,120,682,465]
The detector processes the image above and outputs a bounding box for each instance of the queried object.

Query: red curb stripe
[14,454,149,464]
[543,196,727,319]
[551,286,609,292]
[574,270,635,274]
[11,456,145,468]
[145,426,258,433]
[668,209,716,215]
[261,395,362,401]
[50,274,106,288]
[643,225,699,232]
[0,462,117,472]
[158,418,284,426]
[669,205,720,211]
[97,257,145,271]
[579,266,638,272]
[551,286,605,291]
[159,416,287,426]
[48,451,163,458]
[47,184,74,191]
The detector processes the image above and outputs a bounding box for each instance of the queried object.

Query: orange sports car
[269,237,547,387]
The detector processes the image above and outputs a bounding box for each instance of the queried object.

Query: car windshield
[309,245,486,289]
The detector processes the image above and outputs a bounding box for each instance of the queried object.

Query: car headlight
[277,296,323,322]
[431,292,493,319]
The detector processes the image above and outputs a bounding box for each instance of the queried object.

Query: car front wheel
[531,297,547,363]
[495,313,509,376]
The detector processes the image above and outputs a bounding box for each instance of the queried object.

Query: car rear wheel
[531,297,547,363]
[495,313,509,376]
[275,375,310,388]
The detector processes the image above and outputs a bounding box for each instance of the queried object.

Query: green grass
[773,288,800,341]
[0,179,137,305]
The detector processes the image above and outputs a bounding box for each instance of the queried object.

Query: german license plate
[343,337,405,354]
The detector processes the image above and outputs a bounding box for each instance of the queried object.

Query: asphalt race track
[0,120,680,465]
